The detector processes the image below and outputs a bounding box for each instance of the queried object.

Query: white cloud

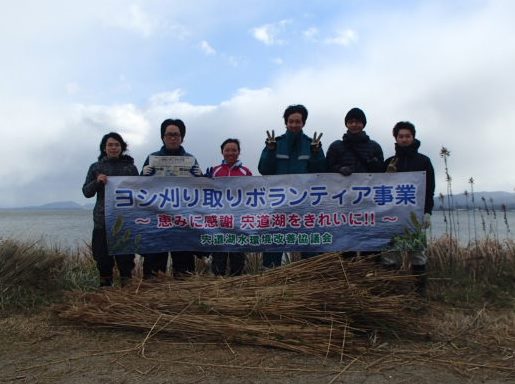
[251,19,291,46]
[303,26,319,41]
[76,103,150,146]
[324,29,357,46]
[199,40,216,55]
[2,1,515,207]
[105,4,158,37]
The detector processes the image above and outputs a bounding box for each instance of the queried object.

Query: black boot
[99,276,113,288]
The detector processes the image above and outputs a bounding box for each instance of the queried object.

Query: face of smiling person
[222,142,240,165]
[105,138,122,159]
[346,119,365,134]
[286,112,305,133]
[395,128,415,147]
[163,124,183,151]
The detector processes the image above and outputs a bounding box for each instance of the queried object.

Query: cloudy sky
[1,0,514,208]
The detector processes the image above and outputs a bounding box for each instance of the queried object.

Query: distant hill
[4,201,92,210]
[435,191,515,210]
[37,201,86,210]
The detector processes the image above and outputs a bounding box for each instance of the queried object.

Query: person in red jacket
[207,138,252,275]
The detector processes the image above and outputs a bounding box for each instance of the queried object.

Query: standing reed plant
[469,177,479,245]
[0,238,97,312]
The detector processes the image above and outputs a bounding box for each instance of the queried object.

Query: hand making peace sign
[265,130,277,150]
[310,132,323,153]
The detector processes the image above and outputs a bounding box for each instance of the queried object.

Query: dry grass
[58,253,427,358]
[0,239,97,312]
[428,237,515,307]
[2,238,514,379]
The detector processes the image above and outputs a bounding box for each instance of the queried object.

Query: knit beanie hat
[345,108,367,127]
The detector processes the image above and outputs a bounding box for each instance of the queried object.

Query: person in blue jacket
[258,104,327,268]
[140,118,203,278]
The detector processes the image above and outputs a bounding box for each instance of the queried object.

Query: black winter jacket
[83,155,139,229]
[384,139,435,214]
[326,131,384,173]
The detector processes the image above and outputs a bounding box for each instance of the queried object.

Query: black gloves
[338,166,352,176]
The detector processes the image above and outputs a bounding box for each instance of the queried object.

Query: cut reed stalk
[59,253,427,357]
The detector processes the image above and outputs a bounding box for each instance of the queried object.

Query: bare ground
[0,305,513,384]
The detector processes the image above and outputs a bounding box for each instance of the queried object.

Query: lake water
[0,209,513,249]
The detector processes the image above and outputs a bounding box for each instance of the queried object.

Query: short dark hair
[283,104,308,125]
[220,138,241,152]
[98,132,128,160]
[392,121,416,138]
[160,118,186,139]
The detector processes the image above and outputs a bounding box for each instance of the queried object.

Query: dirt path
[0,309,513,384]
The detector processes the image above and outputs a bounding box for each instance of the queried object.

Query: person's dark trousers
[263,252,282,268]
[92,228,134,286]
[211,252,227,276]
[229,252,245,275]
[170,251,196,276]
[212,252,245,276]
[142,252,168,278]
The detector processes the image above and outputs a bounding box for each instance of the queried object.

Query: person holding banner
[383,121,435,295]
[326,107,384,260]
[258,104,327,268]
[82,132,139,287]
[140,118,203,278]
[206,138,252,276]
[326,107,384,176]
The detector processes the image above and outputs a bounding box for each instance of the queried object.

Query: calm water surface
[0,209,92,249]
[0,209,513,249]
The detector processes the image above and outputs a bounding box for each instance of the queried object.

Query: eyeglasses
[164,132,181,138]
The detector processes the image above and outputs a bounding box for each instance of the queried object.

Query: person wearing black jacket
[83,132,139,287]
[384,121,435,295]
[385,122,435,214]
[326,107,384,261]
[140,118,204,278]
[327,107,384,176]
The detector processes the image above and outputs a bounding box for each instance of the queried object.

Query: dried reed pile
[59,252,427,357]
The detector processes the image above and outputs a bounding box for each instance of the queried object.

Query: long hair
[98,132,128,160]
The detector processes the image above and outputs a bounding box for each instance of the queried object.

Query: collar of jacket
[395,139,421,156]
[159,145,186,156]
[342,131,370,143]
[276,130,310,160]
[222,160,243,169]
[100,154,134,163]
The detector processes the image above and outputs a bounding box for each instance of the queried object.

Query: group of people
[83,105,435,294]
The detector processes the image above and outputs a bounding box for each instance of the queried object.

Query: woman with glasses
[82,132,139,287]
[140,118,203,278]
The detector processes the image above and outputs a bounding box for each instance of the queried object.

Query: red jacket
[211,161,252,177]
